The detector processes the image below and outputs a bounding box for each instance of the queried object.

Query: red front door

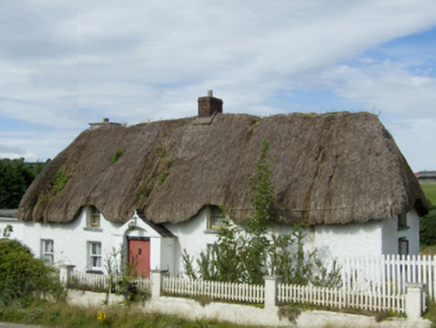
[128,239,150,278]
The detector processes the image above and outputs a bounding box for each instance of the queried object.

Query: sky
[0,0,435,172]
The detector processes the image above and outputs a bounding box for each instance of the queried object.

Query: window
[41,239,54,264]
[398,237,409,256]
[88,242,102,270]
[89,206,101,228]
[397,213,408,230]
[208,205,225,230]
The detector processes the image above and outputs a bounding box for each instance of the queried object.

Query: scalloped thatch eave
[18,112,428,226]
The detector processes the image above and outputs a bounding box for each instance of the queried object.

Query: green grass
[421,183,436,206]
[0,299,248,328]
[423,301,436,328]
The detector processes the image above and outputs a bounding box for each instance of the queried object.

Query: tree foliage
[0,159,34,209]
[0,158,50,209]
[183,140,342,287]
[420,197,436,246]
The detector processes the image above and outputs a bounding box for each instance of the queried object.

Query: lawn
[421,183,436,206]
[0,299,246,328]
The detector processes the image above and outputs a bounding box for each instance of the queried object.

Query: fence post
[405,282,426,320]
[263,276,282,309]
[59,265,75,286]
[151,269,169,299]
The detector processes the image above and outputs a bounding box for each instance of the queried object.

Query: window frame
[88,241,102,271]
[90,206,101,228]
[41,239,54,264]
[397,213,409,231]
[398,237,409,256]
[208,205,225,231]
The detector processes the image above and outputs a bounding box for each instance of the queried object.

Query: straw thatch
[18,112,428,225]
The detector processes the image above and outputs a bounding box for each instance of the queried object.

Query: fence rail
[342,254,436,301]
[278,283,405,313]
[68,271,151,292]
[162,277,265,303]
[61,267,426,317]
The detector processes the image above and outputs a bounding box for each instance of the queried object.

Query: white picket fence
[68,271,151,292]
[278,284,405,313]
[162,277,265,303]
[342,255,436,300]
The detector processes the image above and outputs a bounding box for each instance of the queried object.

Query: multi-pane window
[88,242,102,270]
[208,205,225,230]
[41,239,54,264]
[90,206,101,228]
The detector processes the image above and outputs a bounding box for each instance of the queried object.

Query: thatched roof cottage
[16,92,427,277]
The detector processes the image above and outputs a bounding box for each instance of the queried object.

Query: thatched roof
[18,112,428,225]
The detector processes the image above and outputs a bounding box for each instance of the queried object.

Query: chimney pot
[104,118,109,123]
[207,90,213,97]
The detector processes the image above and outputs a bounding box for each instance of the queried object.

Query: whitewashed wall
[164,206,219,276]
[163,208,420,276]
[4,205,421,277]
[20,208,123,273]
[381,209,420,256]
[163,209,388,276]
[308,221,384,261]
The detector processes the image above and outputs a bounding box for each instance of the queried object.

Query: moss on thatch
[18,112,428,225]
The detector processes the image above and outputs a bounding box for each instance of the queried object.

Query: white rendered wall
[163,209,390,276]
[11,204,422,277]
[382,209,420,256]
[20,207,123,273]
[309,221,383,262]
[160,237,175,274]
[164,206,219,276]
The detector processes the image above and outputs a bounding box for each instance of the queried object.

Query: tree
[420,197,436,246]
[0,158,34,209]
[30,159,51,178]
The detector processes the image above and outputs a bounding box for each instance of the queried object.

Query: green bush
[420,209,436,246]
[0,238,65,307]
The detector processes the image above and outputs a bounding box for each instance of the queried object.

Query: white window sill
[83,227,103,232]
[203,229,220,234]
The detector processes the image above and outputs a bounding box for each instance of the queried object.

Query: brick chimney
[197,90,223,118]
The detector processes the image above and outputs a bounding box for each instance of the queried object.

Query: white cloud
[385,117,436,172]
[322,60,436,117]
[1,1,436,162]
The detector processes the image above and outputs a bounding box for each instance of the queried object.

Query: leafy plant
[1,225,13,238]
[158,171,169,187]
[52,165,68,195]
[112,149,122,163]
[0,239,65,308]
[104,246,150,306]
